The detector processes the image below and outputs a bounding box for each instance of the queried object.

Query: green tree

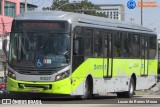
[43,0,108,18]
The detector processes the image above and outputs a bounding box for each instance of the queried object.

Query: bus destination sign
[14,21,66,30]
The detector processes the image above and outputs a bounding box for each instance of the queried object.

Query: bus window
[73,37,83,55]
[73,27,84,56]
[84,29,93,56]
[132,34,140,58]
[140,36,149,59]
[149,36,156,59]
[94,30,102,57]
[9,32,70,67]
[123,34,132,58]
[114,33,123,57]
[102,32,112,58]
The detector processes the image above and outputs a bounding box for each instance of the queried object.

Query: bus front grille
[18,83,52,90]
[15,68,55,75]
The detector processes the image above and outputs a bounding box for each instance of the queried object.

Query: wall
[0,0,20,36]
[0,0,20,75]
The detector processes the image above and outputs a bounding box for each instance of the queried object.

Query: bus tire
[75,79,91,99]
[83,78,93,99]
[117,78,135,98]
[124,78,135,98]
[117,92,124,98]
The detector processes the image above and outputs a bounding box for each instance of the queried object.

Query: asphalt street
[0,94,160,104]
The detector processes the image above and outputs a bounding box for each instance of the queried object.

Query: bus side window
[74,39,79,55]
[73,37,83,55]
[114,33,123,57]
[73,27,84,56]
[104,39,108,57]
[94,30,102,57]
[84,29,93,56]
[102,32,112,58]
[123,34,132,58]
[149,36,156,59]
[132,34,140,58]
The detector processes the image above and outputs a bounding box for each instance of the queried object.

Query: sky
[21,0,160,34]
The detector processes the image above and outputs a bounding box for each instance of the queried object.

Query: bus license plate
[30,89,40,93]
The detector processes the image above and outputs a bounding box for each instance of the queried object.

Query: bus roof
[15,11,155,34]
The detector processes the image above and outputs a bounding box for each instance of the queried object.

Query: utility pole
[141,0,143,25]
[25,0,27,12]
[1,18,5,45]
[1,18,6,77]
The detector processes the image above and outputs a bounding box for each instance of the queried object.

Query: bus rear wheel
[117,78,135,98]
[125,78,135,98]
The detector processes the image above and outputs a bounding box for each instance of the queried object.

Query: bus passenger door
[102,32,113,78]
[140,36,148,76]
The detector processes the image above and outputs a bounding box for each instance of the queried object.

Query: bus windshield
[9,32,70,68]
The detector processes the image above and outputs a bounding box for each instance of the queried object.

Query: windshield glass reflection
[9,32,70,68]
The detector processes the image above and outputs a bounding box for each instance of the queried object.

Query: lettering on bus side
[94,64,107,71]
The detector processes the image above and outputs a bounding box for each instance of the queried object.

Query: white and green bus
[5,11,158,98]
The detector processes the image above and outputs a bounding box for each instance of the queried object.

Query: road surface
[0,94,160,104]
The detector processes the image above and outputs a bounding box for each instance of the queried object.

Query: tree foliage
[43,0,108,18]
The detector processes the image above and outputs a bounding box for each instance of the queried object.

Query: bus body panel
[7,76,72,94]
[136,75,157,90]
[7,58,157,96]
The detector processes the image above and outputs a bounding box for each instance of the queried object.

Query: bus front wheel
[84,79,91,99]
[81,78,93,99]
[76,78,93,99]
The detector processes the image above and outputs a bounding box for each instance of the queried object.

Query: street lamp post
[25,0,27,12]
[141,0,143,25]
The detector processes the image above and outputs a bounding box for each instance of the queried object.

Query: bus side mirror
[74,39,79,54]
[3,38,8,56]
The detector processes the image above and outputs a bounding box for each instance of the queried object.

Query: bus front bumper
[7,77,72,94]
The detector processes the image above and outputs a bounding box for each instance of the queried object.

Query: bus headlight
[55,70,70,81]
[8,70,16,79]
